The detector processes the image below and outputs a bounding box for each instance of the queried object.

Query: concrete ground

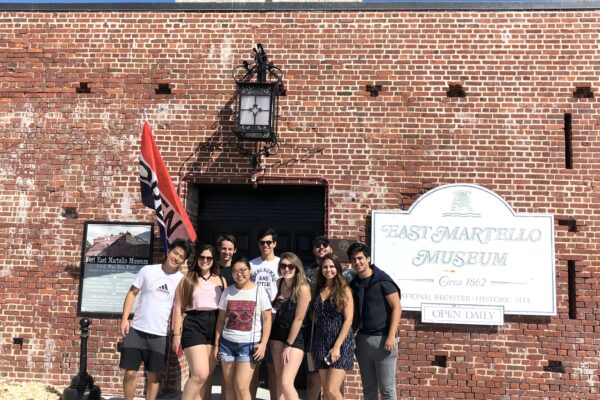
[101,365,273,400]
[100,387,271,400]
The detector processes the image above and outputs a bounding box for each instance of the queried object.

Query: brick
[0,8,599,400]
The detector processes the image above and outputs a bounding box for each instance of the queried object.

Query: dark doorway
[194,184,326,264]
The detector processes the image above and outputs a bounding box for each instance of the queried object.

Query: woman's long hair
[179,244,219,311]
[314,253,348,310]
[278,252,309,303]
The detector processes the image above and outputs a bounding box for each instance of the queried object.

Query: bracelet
[286,341,293,347]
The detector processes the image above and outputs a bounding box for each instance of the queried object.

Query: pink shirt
[188,278,223,311]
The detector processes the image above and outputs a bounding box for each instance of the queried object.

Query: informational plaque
[78,221,154,316]
[372,184,556,320]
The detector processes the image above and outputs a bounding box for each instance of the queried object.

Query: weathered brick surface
[0,9,599,399]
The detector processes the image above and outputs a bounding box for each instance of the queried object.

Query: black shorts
[269,321,305,351]
[119,328,167,373]
[181,310,218,349]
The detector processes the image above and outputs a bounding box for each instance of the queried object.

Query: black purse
[306,309,317,372]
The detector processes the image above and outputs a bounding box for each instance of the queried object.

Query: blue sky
[0,0,552,3]
[368,0,530,1]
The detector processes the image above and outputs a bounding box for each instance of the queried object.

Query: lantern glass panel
[240,95,257,111]
[239,94,272,127]
[254,96,271,126]
[239,109,254,125]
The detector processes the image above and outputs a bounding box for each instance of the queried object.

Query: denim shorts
[219,337,255,363]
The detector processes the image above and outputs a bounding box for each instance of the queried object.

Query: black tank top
[272,280,306,330]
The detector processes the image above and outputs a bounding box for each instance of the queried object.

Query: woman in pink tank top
[172,244,226,400]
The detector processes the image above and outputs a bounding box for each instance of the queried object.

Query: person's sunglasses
[314,242,329,249]
[259,240,273,246]
[279,262,296,271]
[198,256,213,261]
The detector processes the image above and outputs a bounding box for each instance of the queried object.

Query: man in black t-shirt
[348,243,402,400]
[307,236,356,285]
[217,233,238,286]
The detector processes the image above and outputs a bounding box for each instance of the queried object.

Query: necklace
[200,272,211,281]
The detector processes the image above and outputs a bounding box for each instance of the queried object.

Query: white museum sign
[372,184,556,323]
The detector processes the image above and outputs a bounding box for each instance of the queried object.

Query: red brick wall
[1,9,599,399]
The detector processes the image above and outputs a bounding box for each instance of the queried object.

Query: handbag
[306,310,317,372]
[306,352,316,373]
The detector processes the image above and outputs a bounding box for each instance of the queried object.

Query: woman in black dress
[311,253,354,400]
[270,252,311,400]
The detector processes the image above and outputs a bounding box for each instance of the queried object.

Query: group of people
[119,228,402,400]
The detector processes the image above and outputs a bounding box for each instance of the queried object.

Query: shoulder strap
[274,278,284,300]
[251,285,261,346]
[308,309,316,352]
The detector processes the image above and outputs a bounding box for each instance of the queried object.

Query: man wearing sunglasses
[305,235,332,288]
[250,227,280,302]
[250,227,280,400]
[307,236,356,286]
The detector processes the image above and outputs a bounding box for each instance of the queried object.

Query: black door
[194,184,326,264]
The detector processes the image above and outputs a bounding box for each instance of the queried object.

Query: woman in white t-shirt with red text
[214,257,272,400]
[171,244,225,400]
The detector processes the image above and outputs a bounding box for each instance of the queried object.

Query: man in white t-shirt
[249,228,280,400]
[250,228,280,302]
[119,238,190,400]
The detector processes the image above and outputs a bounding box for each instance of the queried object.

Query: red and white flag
[139,122,197,251]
